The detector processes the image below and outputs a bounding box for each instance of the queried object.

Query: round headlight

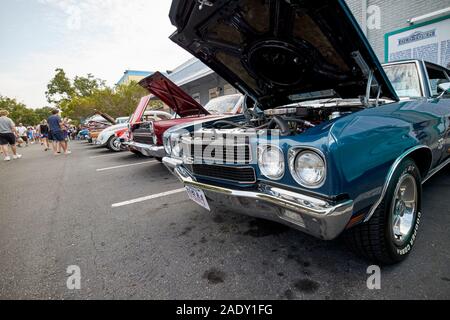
[258,145,285,180]
[291,150,326,187]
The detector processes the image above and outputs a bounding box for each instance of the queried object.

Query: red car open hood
[129,95,152,125]
[139,72,210,117]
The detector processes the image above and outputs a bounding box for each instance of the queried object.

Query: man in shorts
[48,109,71,155]
[0,110,22,161]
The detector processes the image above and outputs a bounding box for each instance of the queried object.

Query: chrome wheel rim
[391,174,418,246]
[112,138,121,151]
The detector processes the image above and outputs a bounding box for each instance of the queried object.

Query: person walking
[38,120,50,151]
[16,123,28,147]
[62,118,72,152]
[34,125,41,144]
[48,109,71,156]
[27,126,34,144]
[0,110,22,161]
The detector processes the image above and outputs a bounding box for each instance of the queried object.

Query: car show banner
[385,15,450,68]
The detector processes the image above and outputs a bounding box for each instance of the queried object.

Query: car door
[425,63,450,163]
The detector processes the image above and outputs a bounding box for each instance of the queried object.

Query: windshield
[204,95,241,114]
[115,117,129,124]
[383,63,422,98]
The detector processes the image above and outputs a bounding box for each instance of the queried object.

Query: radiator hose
[267,116,291,136]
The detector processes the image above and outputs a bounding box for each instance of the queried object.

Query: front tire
[345,158,422,265]
[107,136,122,152]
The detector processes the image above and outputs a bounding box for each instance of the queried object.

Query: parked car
[85,111,117,143]
[96,109,172,152]
[77,128,90,140]
[85,117,111,143]
[115,117,129,125]
[122,94,175,156]
[123,72,244,161]
[87,112,131,145]
[163,0,450,264]
[95,119,130,151]
[115,128,130,151]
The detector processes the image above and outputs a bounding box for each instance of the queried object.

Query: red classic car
[124,72,243,161]
[121,94,173,155]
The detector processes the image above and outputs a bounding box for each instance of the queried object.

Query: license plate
[185,186,210,211]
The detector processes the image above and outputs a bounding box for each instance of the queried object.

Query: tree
[46,69,107,107]
[0,95,38,125]
[73,74,106,97]
[45,70,163,123]
[34,107,54,123]
[46,68,75,105]
[61,81,151,122]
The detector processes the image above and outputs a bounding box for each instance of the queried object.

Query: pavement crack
[90,230,106,294]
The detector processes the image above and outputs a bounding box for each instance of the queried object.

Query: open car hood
[93,110,116,124]
[169,0,399,109]
[129,95,152,125]
[139,72,210,117]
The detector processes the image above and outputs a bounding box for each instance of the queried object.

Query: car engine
[210,98,365,136]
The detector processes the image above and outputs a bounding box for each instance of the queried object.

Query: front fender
[328,105,434,218]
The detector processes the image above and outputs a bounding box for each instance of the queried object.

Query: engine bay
[211,98,365,136]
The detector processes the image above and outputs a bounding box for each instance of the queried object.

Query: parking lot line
[96,161,156,172]
[90,153,128,159]
[111,188,186,208]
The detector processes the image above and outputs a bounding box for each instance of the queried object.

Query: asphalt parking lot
[0,141,449,300]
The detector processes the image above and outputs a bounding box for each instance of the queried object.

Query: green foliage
[34,107,54,123]
[73,74,106,97]
[46,68,108,107]
[1,68,158,126]
[0,95,39,125]
[61,81,150,122]
[46,68,158,122]
[45,68,75,105]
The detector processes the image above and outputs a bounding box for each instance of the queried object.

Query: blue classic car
[163,0,450,264]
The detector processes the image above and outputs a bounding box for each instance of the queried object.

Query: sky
[0,0,193,108]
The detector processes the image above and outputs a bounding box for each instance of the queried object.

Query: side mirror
[438,82,450,92]
[437,82,450,96]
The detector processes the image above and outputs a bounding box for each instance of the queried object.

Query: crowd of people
[0,109,79,161]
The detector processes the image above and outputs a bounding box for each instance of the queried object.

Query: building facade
[163,1,450,107]
[116,70,154,86]
[167,58,239,106]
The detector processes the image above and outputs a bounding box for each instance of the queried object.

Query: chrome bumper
[163,157,354,240]
[124,141,165,158]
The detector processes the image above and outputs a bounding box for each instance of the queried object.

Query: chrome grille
[188,143,251,164]
[132,131,155,145]
[191,165,256,184]
[181,132,253,165]
[133,136,153,144]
